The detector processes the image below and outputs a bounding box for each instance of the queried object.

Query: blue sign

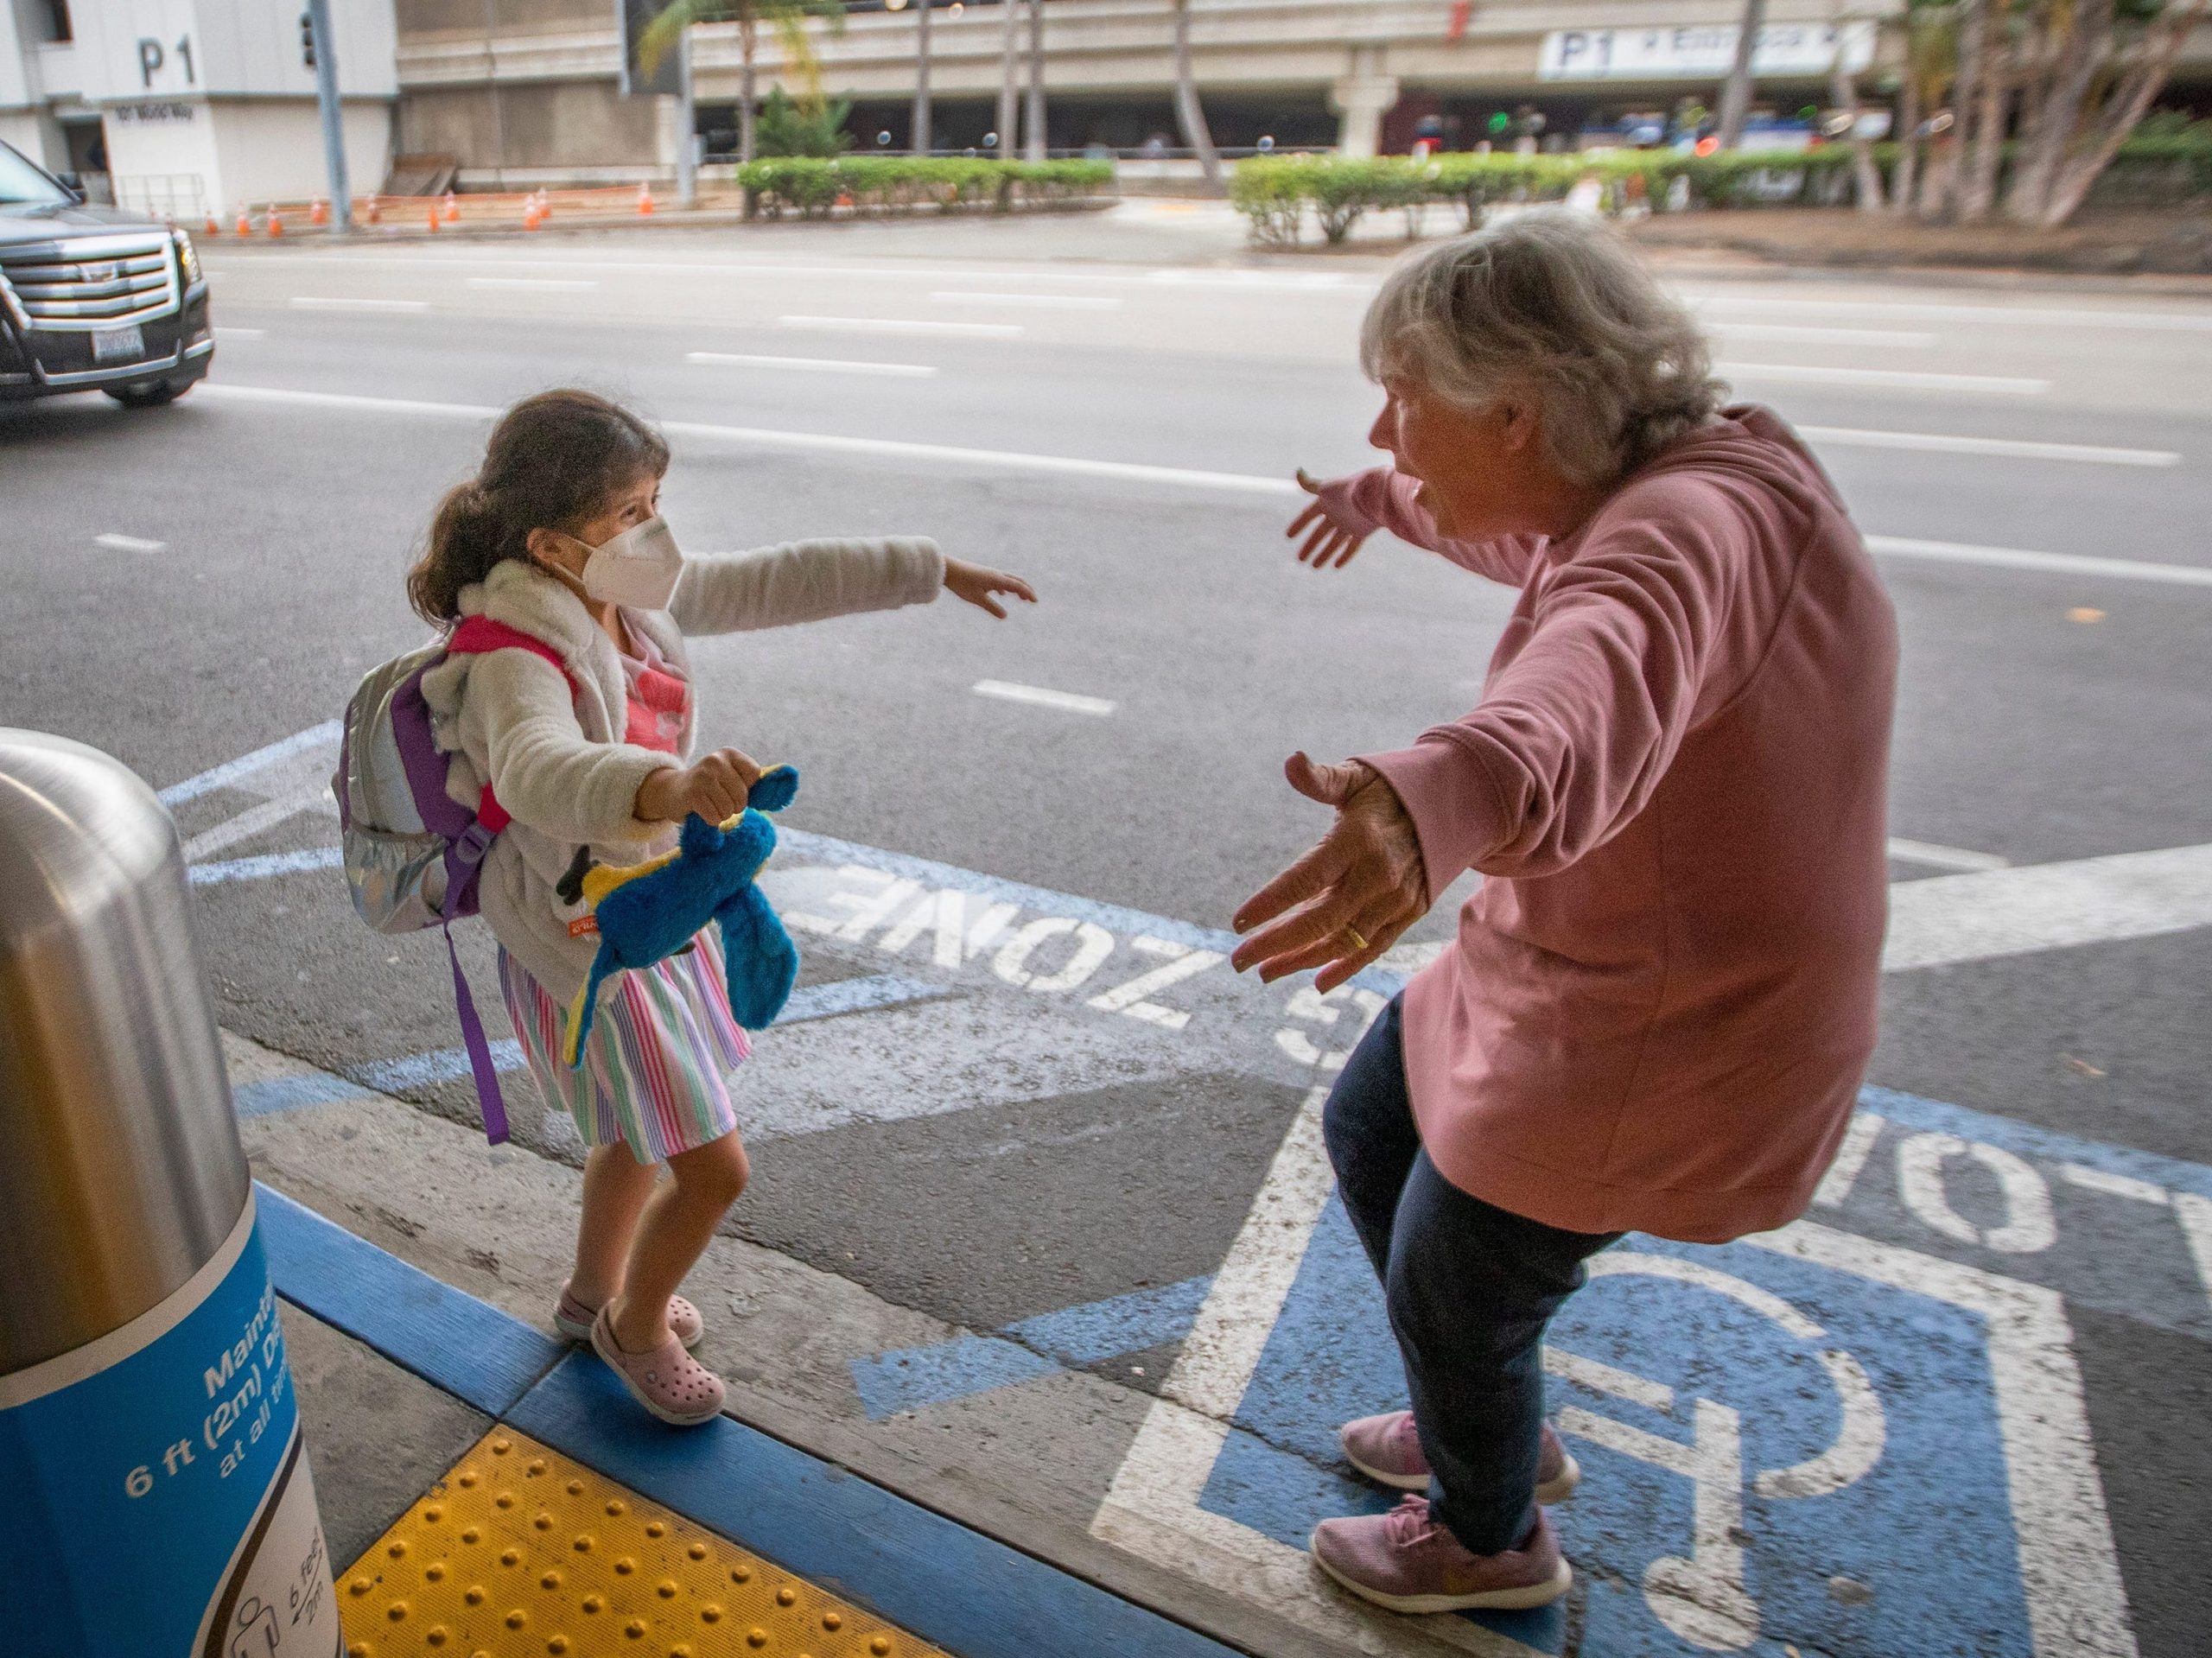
[0,1205,340,1658]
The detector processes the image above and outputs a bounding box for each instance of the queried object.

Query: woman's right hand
[634,747,765,825]
[1287,468,1376,570]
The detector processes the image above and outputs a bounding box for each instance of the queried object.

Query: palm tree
[1172,0,1222,189]
[643,0,844,167]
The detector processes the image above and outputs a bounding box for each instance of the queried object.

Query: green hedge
[1231,141,2211,245]
[736,157,1114,218]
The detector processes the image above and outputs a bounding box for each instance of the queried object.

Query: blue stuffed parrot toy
[561,764,801,1065]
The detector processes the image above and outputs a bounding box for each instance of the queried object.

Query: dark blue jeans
[1321,995,1621,1555]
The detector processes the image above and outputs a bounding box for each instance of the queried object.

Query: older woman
[1230,211,1896,1614]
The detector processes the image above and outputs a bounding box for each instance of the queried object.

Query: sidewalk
[265,1134,1244,1658]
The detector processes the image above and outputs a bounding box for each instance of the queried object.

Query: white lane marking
[1888,836,2011,873]
[93,532,165,553]
[1885,842,2212,971]
[685,351,938,378]
[1868,535,2212,588]
[1812,1110,1888,1208]
[1897,1132,2057,1254]
[159,719,345,807]
[931,291,1121,310]
[1800,426,2179,467]
[779,315,1022,338]
[185,385,2212,586]
[464,276,600,290]
[1707,322,1936,346]
[2059,1164,2171,1206]
[1689,293,2212,333]
[972,679,1116,716]
[2173,1194,2212,1318]
[289,296,430,313]
[1757,1223,2138,1658]
[1718,361,2050,395]
[213,326,264,340]
[181,785,331,863]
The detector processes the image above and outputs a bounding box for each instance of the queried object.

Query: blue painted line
[254,1176,1240,1657]
[778,971,950,1023]
[851,1275,1213,1420]
[255,1182,564,1418]
[233,1070,369,1117]
[160,720,343,806]
[778,827,1407,997]
[853,1334,1063,1420]
[188,845,344,885]
[1861,1083,2212,1200]
[349,1039,527,1095]
[1005,1274,1212,1365]
[510,1356,1241,1658]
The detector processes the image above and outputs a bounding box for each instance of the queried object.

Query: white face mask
[577,515,684,609]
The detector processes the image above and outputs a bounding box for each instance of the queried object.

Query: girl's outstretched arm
[669,537,944,635]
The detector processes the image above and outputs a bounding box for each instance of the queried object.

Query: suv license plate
[92,325,145,363]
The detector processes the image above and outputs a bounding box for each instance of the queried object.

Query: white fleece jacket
[419,537,945,1001]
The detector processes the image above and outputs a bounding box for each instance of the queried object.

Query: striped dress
[497,620,748,1164]
[499,938,749,1163]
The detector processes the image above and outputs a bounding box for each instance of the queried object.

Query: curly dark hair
[406,389,671,625]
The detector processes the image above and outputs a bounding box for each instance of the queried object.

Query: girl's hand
[1287,468,1375,570]
[634,746,764,825]
[944,557,1038,619]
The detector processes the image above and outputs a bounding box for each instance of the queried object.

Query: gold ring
[1344,927,1369,952]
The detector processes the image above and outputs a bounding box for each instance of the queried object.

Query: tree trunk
[1960,29,2007,220]
[1716,0,1770,148]
[1923,0,1985,219]
[739,17,758,166]
[913,0,932,156]
[1172,0,1222,189]
[1827,16,1884,212]
[2033,0,2206,224]
[1024,0,1046,162]
[997,0,1020,155]
[2005,0,2108,219]
[1891,59,1922,213]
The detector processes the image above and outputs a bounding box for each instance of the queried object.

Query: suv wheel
[105,378,193,409]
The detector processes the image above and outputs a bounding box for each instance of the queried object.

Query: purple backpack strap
[442,918,510,1145]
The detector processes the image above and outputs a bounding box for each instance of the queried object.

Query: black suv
[0,139,213,407]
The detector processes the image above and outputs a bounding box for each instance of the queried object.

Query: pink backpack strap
[446,617,577,833]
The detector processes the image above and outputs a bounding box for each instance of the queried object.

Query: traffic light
[300,11,315,68]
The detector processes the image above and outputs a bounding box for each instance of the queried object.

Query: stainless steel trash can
[0,729,340,1657]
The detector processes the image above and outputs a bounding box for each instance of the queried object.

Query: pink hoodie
[1336,407,1896,1243]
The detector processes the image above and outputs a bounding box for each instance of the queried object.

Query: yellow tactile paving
[339,1430,947,1658]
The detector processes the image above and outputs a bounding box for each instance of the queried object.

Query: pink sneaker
[556,1284,703,1350]
[1340,1411,1580,1503]
[590,1309,726,1427]
[1311,1497,1571,1614]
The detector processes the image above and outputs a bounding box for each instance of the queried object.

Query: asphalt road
[3,212,2209,1657]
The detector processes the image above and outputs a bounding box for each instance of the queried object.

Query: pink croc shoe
[1311,1496,1572,1614]
[590,1309,726,1427]
[1340,1411,1580,1503]
[556,1284,703,1350]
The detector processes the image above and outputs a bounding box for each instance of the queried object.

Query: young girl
[411,389,1034,1425]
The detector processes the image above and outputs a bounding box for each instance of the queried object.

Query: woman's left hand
[1231,753,1430,993]
[944,558,1039,619]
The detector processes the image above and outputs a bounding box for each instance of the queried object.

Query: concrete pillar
[1330,52,1399,160]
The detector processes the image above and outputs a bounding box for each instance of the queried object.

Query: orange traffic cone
[637,182,655,216]
[267,212,283,238]
[204,212,220,236]
[236,208,251,236]
[523,200,543,231]
[309,198,327,226]
[428,205,441,232]
[443,190,460,223]
[365,197,381,224]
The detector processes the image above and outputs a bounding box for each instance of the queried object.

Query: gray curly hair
[1359,210,1726,486]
